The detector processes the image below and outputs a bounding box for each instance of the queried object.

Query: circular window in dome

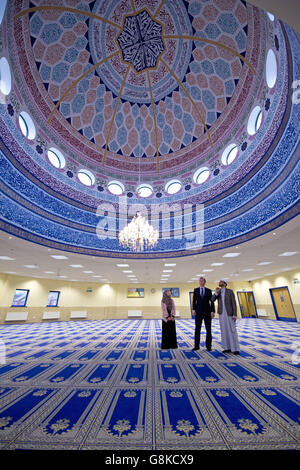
[78,169,95,187]
[47,148,66,169]
[108,180,125,195]
[221,144,238,166]
[165,179,182,194]
[18,111,36,140]
[266,49,277,89]
[193,167,210,185]
[137,183,153,198]
[0,1,7,25]
[0,57,11,95]
[247,106,263,135]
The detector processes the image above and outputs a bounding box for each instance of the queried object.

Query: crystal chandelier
[118,211,159,251]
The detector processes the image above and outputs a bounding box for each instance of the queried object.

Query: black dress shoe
[222,349,231,353]
[206,348,212,351]
[192,347,199,351]
[233,351,240,355]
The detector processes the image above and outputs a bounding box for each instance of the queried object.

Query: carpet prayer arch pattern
[0,318,299,450]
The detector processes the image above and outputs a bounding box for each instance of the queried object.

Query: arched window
[18,111,36,140]
[137,183,153,198]
[0,1,7,25]
[107,180,125,195]
[47,148,66,169]
[78,169,95,187]
[0,57,11,95]
[193,167,210,185]
[165,179,182,194]
[247,106,262,135]
[221,144,238,166]
[266,49,277,89]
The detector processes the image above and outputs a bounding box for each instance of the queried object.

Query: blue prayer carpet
[0,318,299,450]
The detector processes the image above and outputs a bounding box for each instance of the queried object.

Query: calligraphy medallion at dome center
[117,9,165,72]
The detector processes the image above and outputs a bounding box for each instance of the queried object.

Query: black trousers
[194,314,212,349]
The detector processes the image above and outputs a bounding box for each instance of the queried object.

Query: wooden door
[270,287,296,321]
[237,291,257,318]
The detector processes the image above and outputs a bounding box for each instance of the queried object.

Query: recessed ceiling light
[280,267,294,272]
[223,253,240,257]
[123,270,133,273]
[24,265,37,268]
[83,271,93,273]
[117,264,129,267]
[211,263,224,266]
[69,264,83,268]
[203,269,213,272]
[279,252,299,256]
[59,275,68,278]
[51,255,68,260]
[44,271,55,274]
[163,270,173,272]
[257,262,272,265]
[164,263,176,266]
[242,269,254,272]
[0,256,15,260]
[92,275,102,278]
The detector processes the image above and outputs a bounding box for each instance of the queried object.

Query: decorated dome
[0,0,299,259]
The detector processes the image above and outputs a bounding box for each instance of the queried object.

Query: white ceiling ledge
[248,0,300,34]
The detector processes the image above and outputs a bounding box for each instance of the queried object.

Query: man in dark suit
[192,277,215,351]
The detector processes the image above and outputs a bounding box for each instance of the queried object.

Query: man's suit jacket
[192,287,215,316]
[212,288,237,317]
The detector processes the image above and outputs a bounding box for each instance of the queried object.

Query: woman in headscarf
[161,289,178,349]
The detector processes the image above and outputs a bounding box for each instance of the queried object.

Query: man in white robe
[212,280,240,354]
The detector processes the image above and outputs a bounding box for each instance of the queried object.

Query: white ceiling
[248,0,300,33]
[0,214,299,285]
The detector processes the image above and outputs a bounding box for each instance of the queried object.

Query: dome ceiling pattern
[0,0,300,259]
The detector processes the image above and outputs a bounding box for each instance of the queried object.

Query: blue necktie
[200,288,204,297]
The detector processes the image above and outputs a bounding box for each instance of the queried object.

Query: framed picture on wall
[162,287,180,297]
[127,288,144,298]
[11,289,29,307]
[47,290,60,307]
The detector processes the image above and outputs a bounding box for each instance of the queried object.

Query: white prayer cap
[220,279,228,285]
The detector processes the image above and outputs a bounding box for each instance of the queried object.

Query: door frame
[269,286,297,322]
[189,291,194,318]
[237,291,258,318]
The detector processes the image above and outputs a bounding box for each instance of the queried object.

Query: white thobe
[219,288,240,352]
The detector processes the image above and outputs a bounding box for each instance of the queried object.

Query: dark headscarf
[162,290,173,312]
